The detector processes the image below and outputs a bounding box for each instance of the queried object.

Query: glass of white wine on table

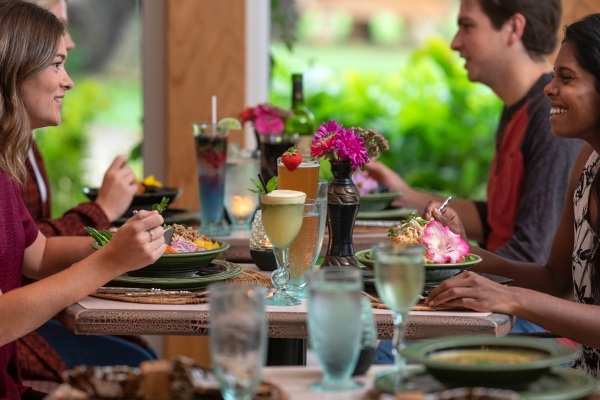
[372,242,425,392]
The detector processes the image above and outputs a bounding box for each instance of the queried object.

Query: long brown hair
[0,0,65,185]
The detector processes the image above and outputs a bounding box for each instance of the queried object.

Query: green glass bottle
[285,73,315,155]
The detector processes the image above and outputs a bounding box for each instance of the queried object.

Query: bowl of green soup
[401,336,577,387]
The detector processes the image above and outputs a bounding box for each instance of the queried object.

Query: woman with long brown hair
[0,1,164,398]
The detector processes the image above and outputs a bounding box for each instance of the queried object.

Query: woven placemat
[91,270,272,305]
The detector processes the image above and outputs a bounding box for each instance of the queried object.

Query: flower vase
[323,161,360,266]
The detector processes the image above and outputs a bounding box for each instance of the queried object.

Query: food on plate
[430,349,546,365]
[135,175,163,195]
[388,213,471,264]
[168,224,221,253]
[85,197,220,254]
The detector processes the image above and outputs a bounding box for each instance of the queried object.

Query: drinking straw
[211,95,217,137]
[258,174,268,193]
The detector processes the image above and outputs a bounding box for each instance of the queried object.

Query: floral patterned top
[571,151,600,377]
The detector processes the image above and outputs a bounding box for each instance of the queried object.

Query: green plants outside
[270,38,501,200]
[35,78,110,217]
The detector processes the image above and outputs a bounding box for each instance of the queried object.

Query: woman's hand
[98,210,165,275]
[425,271,518,314]
[423,202,468,241]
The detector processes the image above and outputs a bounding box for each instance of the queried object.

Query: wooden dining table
[56,260,513,340]
[56,225,514,366]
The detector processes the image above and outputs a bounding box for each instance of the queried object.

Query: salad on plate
[388,213,471,264]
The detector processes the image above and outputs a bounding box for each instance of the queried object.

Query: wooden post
[165,0,246,211]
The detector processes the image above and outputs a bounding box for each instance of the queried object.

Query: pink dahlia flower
[420,220,470,264]
[311,120,343,158]
[254,104,284,134]
[333,128,369,171]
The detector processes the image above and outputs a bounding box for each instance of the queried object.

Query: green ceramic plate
[92,240,229,278]
[106,260,243,290]
[400,336,578,388]
[375,365,595,400]
[356,207,417,221]
[355,249,482,284]
[359,191,402,212]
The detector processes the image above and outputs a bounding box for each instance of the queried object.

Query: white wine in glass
[373,243,425,392]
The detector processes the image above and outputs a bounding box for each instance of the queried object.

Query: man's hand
[95,155,137,222]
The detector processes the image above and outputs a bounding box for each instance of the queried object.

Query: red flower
[239,107,255,124]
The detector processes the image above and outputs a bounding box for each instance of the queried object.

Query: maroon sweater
[0,171,39,399]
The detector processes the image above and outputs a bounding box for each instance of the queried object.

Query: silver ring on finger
[148,229,154,243]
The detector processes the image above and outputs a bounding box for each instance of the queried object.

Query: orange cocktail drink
[277,156,321,298]
[277,156,320,198]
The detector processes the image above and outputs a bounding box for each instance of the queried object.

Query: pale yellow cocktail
[260,189,307,306]
[260,190,306,248]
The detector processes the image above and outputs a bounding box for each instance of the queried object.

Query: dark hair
[0,0,65,185]
[473,0,561,60]
[564,14,600,303]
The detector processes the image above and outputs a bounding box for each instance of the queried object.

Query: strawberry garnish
[281,147,302,171]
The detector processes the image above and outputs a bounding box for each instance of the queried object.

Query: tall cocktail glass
[260,189,306,306]
[286,180,328,298]
[372,243,425,392]
[209,284,268,400]
[225,150,260,231]
[307,267,363,392]
[193,122,229,235]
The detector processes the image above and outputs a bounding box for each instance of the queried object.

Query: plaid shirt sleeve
[21,142,111,237]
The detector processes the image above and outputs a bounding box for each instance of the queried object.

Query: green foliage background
[270,38,501,200]
[35,79,109,217]
[37,37,500,218]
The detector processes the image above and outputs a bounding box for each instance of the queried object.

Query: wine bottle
[285,73,315,156]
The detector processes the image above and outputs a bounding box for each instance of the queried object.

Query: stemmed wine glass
[260,189,306,306]
[372,242,425,391]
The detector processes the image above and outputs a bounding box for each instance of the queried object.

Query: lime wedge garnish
[217,117,242,130]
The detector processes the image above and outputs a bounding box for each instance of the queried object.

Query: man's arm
[365,161,485,241]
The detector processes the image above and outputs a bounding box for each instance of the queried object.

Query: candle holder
[249,210,277,271]
[224,149,260,231]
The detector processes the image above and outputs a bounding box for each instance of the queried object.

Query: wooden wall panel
[551,0,600,61]
[166,0,246,211]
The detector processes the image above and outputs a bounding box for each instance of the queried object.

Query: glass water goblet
[372,243,425,392]
[307,267,364,392]
[209,284,268,400]
[260,190,306,306]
